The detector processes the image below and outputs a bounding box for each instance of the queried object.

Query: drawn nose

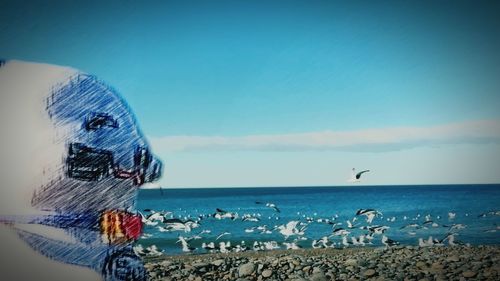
[133,146,162,183]
[144,156,162,183]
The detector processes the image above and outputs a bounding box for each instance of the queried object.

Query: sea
[136,184,500,255]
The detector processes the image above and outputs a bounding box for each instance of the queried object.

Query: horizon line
[140,182,500,190]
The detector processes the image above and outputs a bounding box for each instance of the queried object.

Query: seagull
[418,236,443,247]
[234,241,250,252]
[348,168,370,183]
[256,225,273,234]
[177,236,196,253]
[185,229,211,240]
[356,209,382,224]
[364,225,390,235]
[439,233,458,246]
[133,244,163,257]
[342,236,353,247]
[255,201,280,213]
[418,237,432,247]
[253,241,264,251]
[213,208,238,220]
[351,235,366,246]
[447,234,457,246]
[219,241,232,253]
[140,210,172,225]
[478,210,500,218]
[160,218,200,233]
[263,241,280,250]
[277,221,307,239]
[158,224,188,233]
[448,223,466,232]
[138,211,159,226]
[422,220,434,227]
[363,233,375,244]
[201,242,217,253]
[140,233,153,239]
[400,223,422,230]
[346,219,359,229]
[387,216,396,222]
[331,227,350,236]
[381,235,399,247]
[283,241,302,250]
[312,236,331,249]
[316,218,336,225]
[448,212,456,220]
[216,231,231,240]
[244,226,257,233]
[241,214,260,222]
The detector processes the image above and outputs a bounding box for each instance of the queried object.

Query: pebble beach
[143,245,500,281]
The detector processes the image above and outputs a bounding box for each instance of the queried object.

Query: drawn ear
[84,112,119,131]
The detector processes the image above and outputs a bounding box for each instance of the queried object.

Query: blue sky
[2,0,500,187]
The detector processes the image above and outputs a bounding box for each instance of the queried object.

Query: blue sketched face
[1,61,157,281]
[33,73,162,213]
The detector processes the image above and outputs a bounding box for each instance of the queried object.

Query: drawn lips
[100,210,143,244]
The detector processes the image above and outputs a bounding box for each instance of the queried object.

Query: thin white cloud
[149,120,500,153]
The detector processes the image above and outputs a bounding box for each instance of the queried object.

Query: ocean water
[136,184,500,255]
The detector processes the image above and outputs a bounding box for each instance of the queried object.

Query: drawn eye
[84,113,119,131]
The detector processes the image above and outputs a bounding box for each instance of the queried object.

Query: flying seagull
[356,209,382,224]
[348,168,370,183]
[255,201,280,213]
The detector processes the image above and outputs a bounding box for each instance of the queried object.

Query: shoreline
[144,245,500,281]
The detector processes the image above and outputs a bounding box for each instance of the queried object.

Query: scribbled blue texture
[0,61,161,281]
[17,229,109,269]
[47,73,147,168]
[32,72,162,213]
[28,72,158,280]
[137,184,500,255]
[18,229,146,281]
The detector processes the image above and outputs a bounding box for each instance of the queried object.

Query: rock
[312,267,323,274]
[289,278,308,281]
[416,261,427,268]
[431,262,444,269]
[462,271,477,278]
[212,259,225,267]
[302,266,311,273]
[311,273,327,281]
[192,262,208,268]
[262,269,272,278]
[364,269,377,277]
[239,262,255,277]
[446,255,460,262]
[345,258,358,266]
[160,261,172,267]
